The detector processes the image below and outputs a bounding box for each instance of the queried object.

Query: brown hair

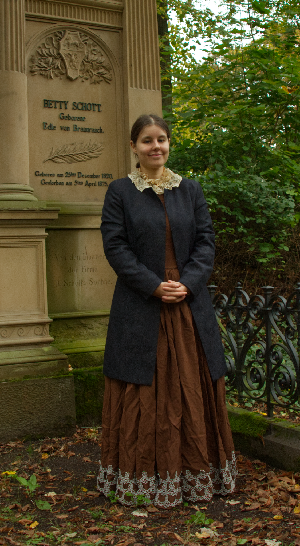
[131,114,171,168]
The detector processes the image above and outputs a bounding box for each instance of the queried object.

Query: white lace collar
[128,168,182,195]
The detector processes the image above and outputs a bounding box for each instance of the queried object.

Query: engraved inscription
[30,31,113,84]
[42,99,104,136]
[46,232,117,314]
[50,248,113,290]
[34,170,112,187]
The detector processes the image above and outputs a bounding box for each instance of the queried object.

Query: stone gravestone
[0,0,162,439]
[27,24,122,319]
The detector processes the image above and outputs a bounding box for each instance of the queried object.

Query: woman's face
[131,124,170,174]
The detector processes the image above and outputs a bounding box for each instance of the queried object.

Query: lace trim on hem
[97,452,237,508]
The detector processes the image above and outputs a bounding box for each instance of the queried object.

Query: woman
[97,114,236,508]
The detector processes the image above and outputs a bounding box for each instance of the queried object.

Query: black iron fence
[208,282,300,417]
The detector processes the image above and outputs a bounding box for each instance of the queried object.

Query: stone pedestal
[0,209,76,441]
[0,209,68,379]
[0,376,75,442]
[0,0,76,441]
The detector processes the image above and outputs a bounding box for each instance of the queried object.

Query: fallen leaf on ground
[147,505,159,513]
[245,502,261,511]
[0,526,13,533]
[132,509,148,517]
[87,526,100,533]
[211,521,224,529]
[195,528,218,539]
[172,532,185,543]
[2,539,22,546]
[195,530,212,539]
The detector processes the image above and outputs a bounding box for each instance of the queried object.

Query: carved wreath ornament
[30,30,112,84]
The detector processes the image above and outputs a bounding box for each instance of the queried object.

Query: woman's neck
[139,166,165,179]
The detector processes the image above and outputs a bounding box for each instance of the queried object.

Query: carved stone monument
[0,0,162,439]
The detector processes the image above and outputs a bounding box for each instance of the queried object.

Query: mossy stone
[227,405,270,437]
[72,366,105,426]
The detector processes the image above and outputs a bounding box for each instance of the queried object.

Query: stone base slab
[0,346,68,380]
[0,375,76,442]
[228,405,300,472]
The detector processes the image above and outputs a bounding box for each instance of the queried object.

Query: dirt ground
[0,427,300,546]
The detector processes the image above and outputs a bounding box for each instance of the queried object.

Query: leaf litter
[0,428,300,545]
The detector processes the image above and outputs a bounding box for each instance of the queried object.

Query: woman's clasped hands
[153,280,190,303]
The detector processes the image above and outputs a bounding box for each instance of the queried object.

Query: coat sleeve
[179,183,215,298]
[101,181,162,300]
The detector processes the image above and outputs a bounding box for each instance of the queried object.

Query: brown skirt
[97,268,237,508]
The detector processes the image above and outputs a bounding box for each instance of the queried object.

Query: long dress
[97,195,237,508]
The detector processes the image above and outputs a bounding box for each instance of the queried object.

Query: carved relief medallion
[59,31,86,80]
[30,30,112,84]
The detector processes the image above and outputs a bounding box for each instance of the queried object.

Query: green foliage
[136,494,151,506]
[14,474,39,495]
[125,491,151,506]
[185,510,214,526]
[89,508,104,519]
[107,490,118,504]
[35,499,52,510]
[161,0,300,264]
[117,526,134,533]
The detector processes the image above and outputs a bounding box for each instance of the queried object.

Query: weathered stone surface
[50,315,107,369]
[0,346,68,380]
[73,366,105,426]
[0,375,76,442]
[228,405,300,471]
[46,229,116,315]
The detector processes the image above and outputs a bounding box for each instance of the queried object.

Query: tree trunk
[157,0,172,117]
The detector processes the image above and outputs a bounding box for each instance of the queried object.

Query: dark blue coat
[100,176,227,385]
